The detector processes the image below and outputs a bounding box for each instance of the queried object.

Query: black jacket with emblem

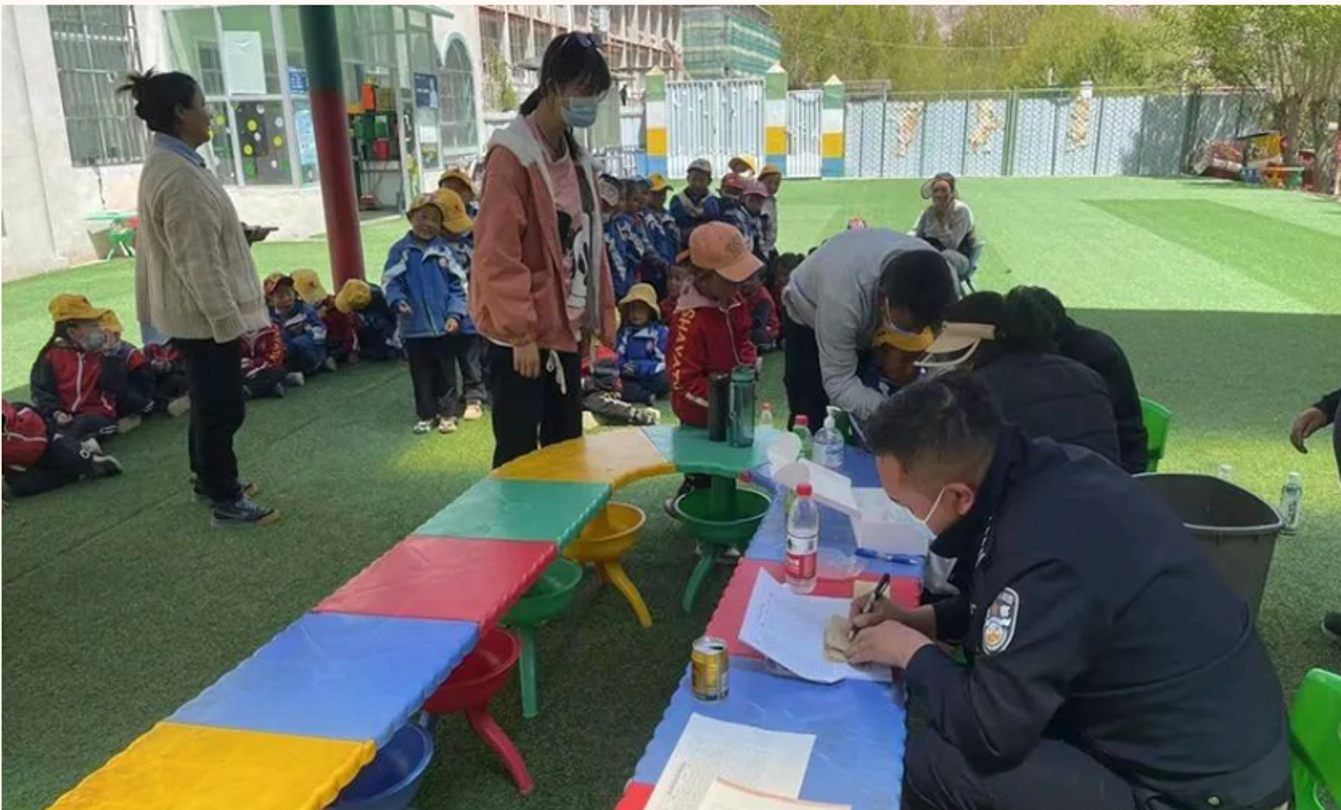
[905,428,1289,808]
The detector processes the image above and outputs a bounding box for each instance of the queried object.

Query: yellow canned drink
[691,636,729,701]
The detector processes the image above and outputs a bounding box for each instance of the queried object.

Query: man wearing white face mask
[848,372,1291,810]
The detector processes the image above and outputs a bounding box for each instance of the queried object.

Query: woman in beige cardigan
[121,70,277,528]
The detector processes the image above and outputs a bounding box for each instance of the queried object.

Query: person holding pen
[846,372,1289,810]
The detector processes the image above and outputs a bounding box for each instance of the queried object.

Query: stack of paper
[739,573,893,685]
[699,779,852,810]
[767,432,859,515]
[646,715,816,810]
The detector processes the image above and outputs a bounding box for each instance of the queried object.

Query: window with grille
[440,38,478,152]
[49,5,145,166]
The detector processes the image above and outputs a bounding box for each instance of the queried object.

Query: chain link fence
[842,88,1271,179]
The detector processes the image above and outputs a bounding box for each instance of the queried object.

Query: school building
[0,4,683,281]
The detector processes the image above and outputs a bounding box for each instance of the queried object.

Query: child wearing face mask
[29,295,123,442]
[96,310,156,430]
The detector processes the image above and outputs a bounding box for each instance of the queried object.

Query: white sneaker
[413,419,434,434]
[166,395,191,417]
[437,417,458,434]
[285,372,306,387]
[463,402,484,421]
[116,415,142,434]
[80,437,103,455]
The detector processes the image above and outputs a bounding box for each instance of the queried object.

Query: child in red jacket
[668,222,761,428]
[292,269,360,364]
[742,272,780,352]
[29,295,122,442]
[3,399,122,497]
[240,324,290,398]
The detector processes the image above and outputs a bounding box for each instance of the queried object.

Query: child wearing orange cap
[667,222,761,428]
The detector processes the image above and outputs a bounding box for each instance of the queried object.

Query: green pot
[670,486,772,547]
[503,558,583,627]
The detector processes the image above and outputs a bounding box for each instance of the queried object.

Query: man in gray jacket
[781,228,957,430]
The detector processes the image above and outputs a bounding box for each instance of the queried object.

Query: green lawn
[3,177,1340,810]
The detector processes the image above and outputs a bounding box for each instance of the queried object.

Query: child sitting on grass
[581,341,660,427]
[3,398,122,498]
[265,273,332,376]
[335,279,402,361]
[645,173,681,271]
[97,309,154,429]
[671,159,722,248]
[240,323,290,398]
[30,295,122,443]
[292,269,360,364]
[433,188,487,421]
[668,222,760,429]
[383,193,465,435]
[143,340,191,417]
[615,283,670,405]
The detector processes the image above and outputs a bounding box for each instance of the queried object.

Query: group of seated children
[669,155,782,263]
[5,294,192,496]
[383,186,485,435]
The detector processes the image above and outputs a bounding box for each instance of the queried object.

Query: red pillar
[299,6,364,285]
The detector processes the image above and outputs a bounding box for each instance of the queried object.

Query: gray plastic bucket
[1136,473,1284,616]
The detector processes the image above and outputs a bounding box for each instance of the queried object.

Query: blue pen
[854,547,923,566]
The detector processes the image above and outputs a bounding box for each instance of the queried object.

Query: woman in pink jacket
[472,33,617,468]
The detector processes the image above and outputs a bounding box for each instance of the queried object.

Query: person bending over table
[781,227,957,430]
[845,373,1290,810]
[912,172,976,288]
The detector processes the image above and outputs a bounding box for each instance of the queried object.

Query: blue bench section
[171,613,478,747]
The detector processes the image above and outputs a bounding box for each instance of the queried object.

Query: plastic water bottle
[786,482,819,594]
[814,407,845,470]
[758,402,774,431]
[792,415,814,461]
[1279,472,1303,535]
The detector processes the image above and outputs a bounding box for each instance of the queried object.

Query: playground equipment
[668,476,773,613]
[502,558,584,719]
[1289,667,1341,810]
[328,722,433,810]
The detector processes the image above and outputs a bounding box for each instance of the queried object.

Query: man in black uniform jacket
[848,372,1291,810]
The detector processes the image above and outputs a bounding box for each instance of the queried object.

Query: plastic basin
[328,722,433,810]
[1136,473,1283,616]
[671,486,772,546]
[423,626,520,715]
[503,557,584,627]
[566,502,647,564]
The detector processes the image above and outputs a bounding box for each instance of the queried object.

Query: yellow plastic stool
[564,502,652,628]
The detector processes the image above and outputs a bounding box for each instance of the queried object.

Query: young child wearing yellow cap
[615,283,670,406]
[384,193,468,434]
[291,269,360,365]
[30,295,121,442]
[432,189,487,421]
[334,279,403,362]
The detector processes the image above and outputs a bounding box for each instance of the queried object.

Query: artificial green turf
[3,178,1340,810]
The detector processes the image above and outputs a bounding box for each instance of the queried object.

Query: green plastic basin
[503,558,583,627]
[670,486,772,547]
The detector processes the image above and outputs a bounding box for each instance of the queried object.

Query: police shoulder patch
[981,587,1020,656]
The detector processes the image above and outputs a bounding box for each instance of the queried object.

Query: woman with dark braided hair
[119,69,277,528]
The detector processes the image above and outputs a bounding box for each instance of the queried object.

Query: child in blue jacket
[265,273,331,378]
[383,194,467,434]
[615,283,670,405]
[670,158,721,249]
[433,188,488,421]
[600,176,636,300]
[644,174,681,276]
[625,179,670,298]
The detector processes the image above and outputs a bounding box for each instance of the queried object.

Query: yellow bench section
[47,722,374,810]
[493,429,677,487]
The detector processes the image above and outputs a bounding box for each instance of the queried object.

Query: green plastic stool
[1141,397,1172,472]
[502,557,583,719]
[669,476,772,613]
[1290,667,1341,809]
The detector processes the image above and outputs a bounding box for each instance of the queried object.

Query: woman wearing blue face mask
[472,33,619,468]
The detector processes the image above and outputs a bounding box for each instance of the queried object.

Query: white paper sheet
[767,434,860,516]
[739,574,893,685]
[223,31,267,95]
[646,715,816,810]
[699,779,852,810]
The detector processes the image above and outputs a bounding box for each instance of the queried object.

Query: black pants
[489,346,582,469]
[622,371,669,405]
[243,367,286,399]
[453,334,487,405]
[405,335,458,422]
[903,729,1136,810]
[152,369,190,411]
[57,413,117,442]
[782,311,829,431]
[177,338,245,504]
[5,434,103,497]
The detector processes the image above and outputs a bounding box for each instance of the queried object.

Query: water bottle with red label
[786,482,819,594]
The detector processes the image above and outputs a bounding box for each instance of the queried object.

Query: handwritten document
[646,715,816,810]
[700,779,852,810]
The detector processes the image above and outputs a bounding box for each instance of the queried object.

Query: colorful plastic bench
[1290,667,1341,810]
[1142,397,1172,472]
